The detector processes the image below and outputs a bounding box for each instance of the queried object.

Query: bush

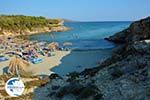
[111,68,124,79]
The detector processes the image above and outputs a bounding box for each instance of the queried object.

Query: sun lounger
[29,58,43,64]
[39,49,45,56]
[0,56,9,62]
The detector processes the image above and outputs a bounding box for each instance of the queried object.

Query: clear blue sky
[0,0,150,21]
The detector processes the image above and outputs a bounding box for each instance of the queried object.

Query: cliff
[105,17,150,43]
[0,15,69,36]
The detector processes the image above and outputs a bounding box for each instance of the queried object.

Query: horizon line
[0,14,136,22]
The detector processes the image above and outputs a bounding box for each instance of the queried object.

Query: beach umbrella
[8,57,30,76]
[48,42,59,51]
[5,51,23,57]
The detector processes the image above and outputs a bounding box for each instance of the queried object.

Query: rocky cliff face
[34,17,150,100]
[106,17,150,43]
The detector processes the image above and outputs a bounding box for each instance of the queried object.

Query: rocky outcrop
[105,17,150,43]
[2,26,69,36]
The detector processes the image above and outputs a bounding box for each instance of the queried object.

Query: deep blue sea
[30,22,131,76]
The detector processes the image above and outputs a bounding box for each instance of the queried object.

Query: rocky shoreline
[2,26,69,36]
[34,17,150,100]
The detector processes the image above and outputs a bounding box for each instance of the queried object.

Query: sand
[0,50,71,75]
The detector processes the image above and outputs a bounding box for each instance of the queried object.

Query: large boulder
[106,17,150,43]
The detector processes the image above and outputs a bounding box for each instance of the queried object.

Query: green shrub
[111,68,124,79]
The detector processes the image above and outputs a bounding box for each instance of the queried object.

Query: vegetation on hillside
[0,15,63,34]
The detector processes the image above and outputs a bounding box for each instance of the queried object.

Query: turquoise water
[30,22,131,75]
[30,22,131,50]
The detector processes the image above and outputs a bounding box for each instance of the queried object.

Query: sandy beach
[30,50,70,75]
[0,50,70,75]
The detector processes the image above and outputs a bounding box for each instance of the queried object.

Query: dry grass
[0,90,8,97]
[5,93,34,100]
[25,78,49,89]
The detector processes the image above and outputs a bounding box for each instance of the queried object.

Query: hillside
[0,15,69,35]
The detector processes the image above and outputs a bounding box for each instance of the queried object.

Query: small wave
[62,38,116,52]
[71,47,114,51]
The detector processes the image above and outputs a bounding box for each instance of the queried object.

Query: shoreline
[31,50,71,75]
[2,26,70,37]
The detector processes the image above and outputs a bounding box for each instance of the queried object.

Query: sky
[0,0,150,21]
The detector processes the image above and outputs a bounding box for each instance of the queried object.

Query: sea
[29,22,131,76]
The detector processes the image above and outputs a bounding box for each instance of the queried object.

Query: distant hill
[62,19,77,22]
